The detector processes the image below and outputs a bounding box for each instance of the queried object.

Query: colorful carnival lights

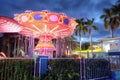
[14,10,77,56]
[0,16,23,33]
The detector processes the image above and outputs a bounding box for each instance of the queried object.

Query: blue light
[64,18,69,25]
[34,14,42,20]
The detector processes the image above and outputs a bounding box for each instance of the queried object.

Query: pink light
[21,16,28,22]
[0,16,23,33]
[49,15,58,22]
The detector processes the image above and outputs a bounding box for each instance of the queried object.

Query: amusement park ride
[0,10,77,58]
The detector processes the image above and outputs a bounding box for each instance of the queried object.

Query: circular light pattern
[49,15,58,22]
[34,14,42,20]
[71,23,74,27]
[21,16,28,22]
[63,18,69,24]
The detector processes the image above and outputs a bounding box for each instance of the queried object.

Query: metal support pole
[81,58,85,80]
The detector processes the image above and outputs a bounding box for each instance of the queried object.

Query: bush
[0,58,34,80]
[0,58,111,80]
[44,59,80,80]
[42,59,111,80]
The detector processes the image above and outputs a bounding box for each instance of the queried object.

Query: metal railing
[84,58,111,80]
[35,58,111,80]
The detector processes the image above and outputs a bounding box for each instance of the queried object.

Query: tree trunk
[79,33,82,54]
[89,29,93,57]
[111,29,114,38]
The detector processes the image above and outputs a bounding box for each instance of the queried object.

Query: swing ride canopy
[14,10,77,38]
[14,10,77,54]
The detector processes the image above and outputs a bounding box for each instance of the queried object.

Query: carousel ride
[0,16,24,58]
[0,10,77,58]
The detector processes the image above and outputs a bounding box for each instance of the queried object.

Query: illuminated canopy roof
[14,10,77,38]
[0,16,23,33]
[14,10,77,56]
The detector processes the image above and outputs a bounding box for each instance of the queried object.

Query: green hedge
[44,59,80,80]
[0,59,34,80]
[0,58,111,80]
[42,59,111,80]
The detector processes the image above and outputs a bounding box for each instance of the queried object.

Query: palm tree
[111,1,120,27]
[85,18,98,55]
[74,18,88,54]
[112,4,120,15]
[100,8,119,38]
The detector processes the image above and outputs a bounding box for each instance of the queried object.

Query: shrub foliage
[0,58,111,80]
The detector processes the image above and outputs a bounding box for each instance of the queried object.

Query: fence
[35,58,111,80]
[84,59,111,80]
[0,58,111,80]
[108,52,120,80]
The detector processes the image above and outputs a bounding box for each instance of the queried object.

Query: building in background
[99,37,120,73]
[99,37,120,53]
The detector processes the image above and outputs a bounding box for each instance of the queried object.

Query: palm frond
[100,15,106,19]
[82,26,88,35]
[92,26,98,30]
[104,21,108,30]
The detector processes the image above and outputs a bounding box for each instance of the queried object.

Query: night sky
[0,0,119,42]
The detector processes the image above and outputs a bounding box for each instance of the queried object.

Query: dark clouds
[0,0,118,42]
[0,0,116,18]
